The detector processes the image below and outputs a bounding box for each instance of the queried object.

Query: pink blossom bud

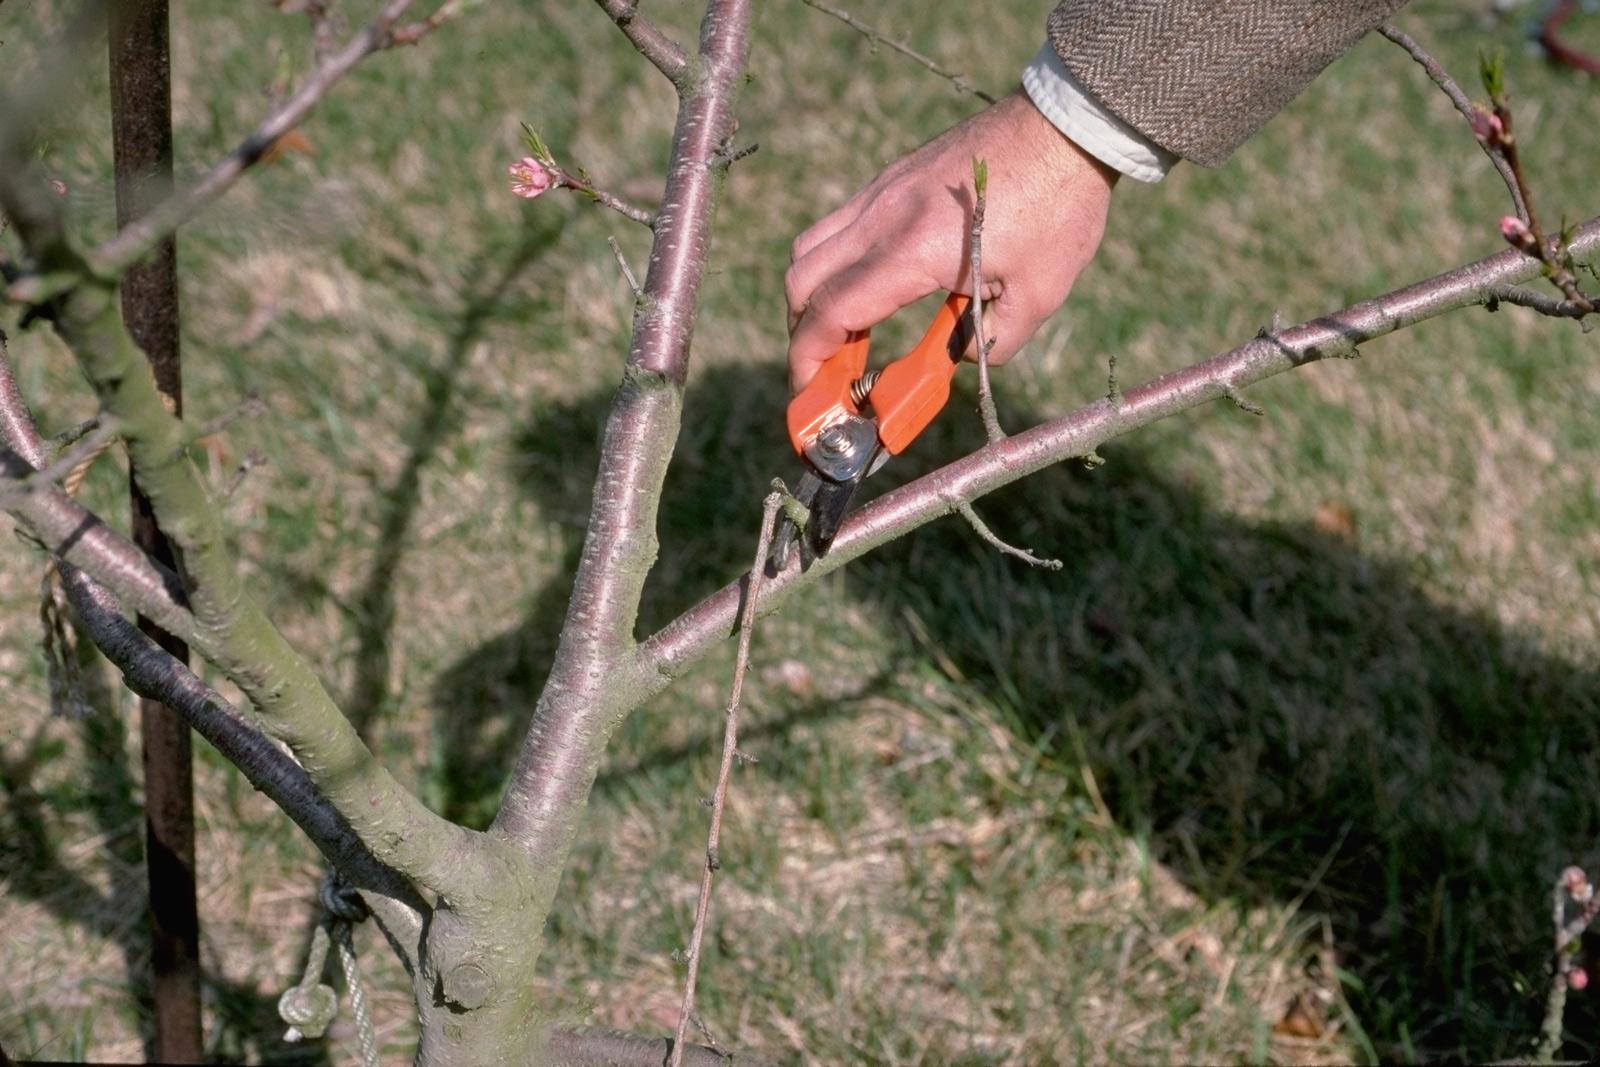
[508,157,554,200]
[48,178,67,197]
[1469,106,1505,146]
[1500,215,1536,250]
[1569,968,1589,991]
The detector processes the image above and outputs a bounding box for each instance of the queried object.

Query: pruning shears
[769,292,975,571]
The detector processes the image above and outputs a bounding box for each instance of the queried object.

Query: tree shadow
[432,358,1600,1062]
[337,214,564,738]
[0,220,572,1064]
[0,654,335,1065]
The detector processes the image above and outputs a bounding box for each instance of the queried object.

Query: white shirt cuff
[1021,43,1177,183]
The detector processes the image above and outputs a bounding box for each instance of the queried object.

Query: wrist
[1020,43,1176,184]
[1006,87,1122,193]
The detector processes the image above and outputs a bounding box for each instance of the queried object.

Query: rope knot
[277,873,379,1066]
[320,871,369,924]
[277,981,338,1041]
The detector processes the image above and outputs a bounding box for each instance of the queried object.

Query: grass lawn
[2,0,1598,1063]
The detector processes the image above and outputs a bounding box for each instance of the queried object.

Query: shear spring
[849,371,881,408]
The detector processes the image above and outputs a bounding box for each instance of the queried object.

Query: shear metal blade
[807,446,888,560]
[767,469,823,574]
[806,476,862,558]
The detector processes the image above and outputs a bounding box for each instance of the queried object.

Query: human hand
[785,90,1118,392]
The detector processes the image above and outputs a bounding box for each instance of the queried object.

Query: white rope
[277,872,380,1067]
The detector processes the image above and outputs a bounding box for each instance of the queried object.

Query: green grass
[3,0,1599,1063]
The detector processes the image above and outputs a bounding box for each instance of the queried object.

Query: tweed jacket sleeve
[1046,0,1411,166]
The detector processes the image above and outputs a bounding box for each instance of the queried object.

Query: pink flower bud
[1568,967,1589,991]
[1500,215,1536,250]
[48,178,67,197]
[1469,106,1505,147]
[508,157,554,200]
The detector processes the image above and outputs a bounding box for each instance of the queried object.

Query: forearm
[1040,0,1411,167]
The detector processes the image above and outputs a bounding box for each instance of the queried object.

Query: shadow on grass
[339,215,564,737]
[0,220,572,1066]
[430,355,1600,1062]
[0,665,336,1065]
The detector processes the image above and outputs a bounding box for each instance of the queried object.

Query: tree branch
[1487,284,1596,321]
[493,0,753,860]
[591,0,690,87]
[968,158,1005,443]
[548,1026,746,1067]
[0,416,120,508]
[668,492,780,1067]
[1378,24,1529,223]
[608,235,643,297]
[1,447,194,637]
[636,216,1600,687]
[955,500,1061,570]
[0,349,419,911]
[89,0,423,278]
[800,0,996,104]
[513,137,657,229]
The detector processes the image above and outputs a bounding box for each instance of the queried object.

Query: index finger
[787,255,939,393]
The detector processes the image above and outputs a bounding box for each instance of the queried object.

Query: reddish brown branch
[592,0,690,86]
[968,159,1004,442]
[1541,1,1600,77]
[1378,24,1528,223]
[637,217,1600,687]
[493,0,753,865]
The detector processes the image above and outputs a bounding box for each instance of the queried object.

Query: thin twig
[1222,384,1266,417]
[668,492,782,1067]
[968,158,1004,442]
[1487,284,1594,321]
[273,0,344,60]
[390,0,473,46]
[516,128,657,229]
[222,450,268,500]
[558,166,657,229]
[1539,866,1600,1062]
[195,392,269,439]
[1378,24,1529,222]
[637,217,1600,683]
[608,236,643,298]
[955,500,1061,570]
[91,0,423,276]
[1493,122,1597,313]
[592,0,690,87]
[1379,26,1594,318]
[800,0,996,103]
[0,417,120,508]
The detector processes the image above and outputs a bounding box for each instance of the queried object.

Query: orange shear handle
[786,331,870,456]
[786,293,971,457]
[870,293,970,455]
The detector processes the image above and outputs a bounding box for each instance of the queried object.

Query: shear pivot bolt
[818,426,855,458]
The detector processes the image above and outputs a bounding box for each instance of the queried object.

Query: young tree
[1,1,1595,1064]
